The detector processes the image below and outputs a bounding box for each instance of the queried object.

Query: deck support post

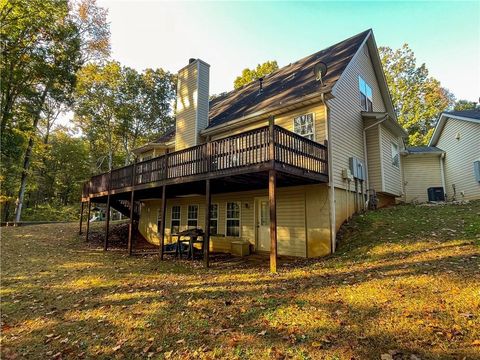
[104,171,112,251]
[269,169,277,273]
[85,200,91,242]
[127,191,135,256]
[159,185,167,260]
[104,195,111,251]
[127,161,137,256]
[79,201,84,235]
[204,179,211,267]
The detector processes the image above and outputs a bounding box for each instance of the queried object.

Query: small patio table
[175,229,205,259]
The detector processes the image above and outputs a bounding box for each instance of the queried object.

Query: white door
[256,197,270,251]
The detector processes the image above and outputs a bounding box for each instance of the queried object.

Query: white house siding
[380,124,402,196]
[402,155,443,203]
[328,43,387,191]
[436,118,480,200]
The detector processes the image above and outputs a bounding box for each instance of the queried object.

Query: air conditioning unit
[342,168,354,181]
[349,157,366,180]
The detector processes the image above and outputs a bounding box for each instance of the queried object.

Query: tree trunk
[14,87,48,223]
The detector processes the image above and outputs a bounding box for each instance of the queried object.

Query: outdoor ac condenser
[349,157,366,180]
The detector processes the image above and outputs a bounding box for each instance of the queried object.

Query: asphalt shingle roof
[153,30,372,144]
[444,109,480,120]
[207,29,371,128]
[406,146,444,154]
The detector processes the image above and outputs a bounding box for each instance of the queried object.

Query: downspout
[321,93,336,253]
[440,153,447,199]
[362,114,388,208]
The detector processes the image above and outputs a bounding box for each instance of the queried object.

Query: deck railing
[82,125,328,198]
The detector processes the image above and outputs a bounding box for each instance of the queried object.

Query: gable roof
[429,109,480,146]
[208,29,372,128]
[140,29,393,151]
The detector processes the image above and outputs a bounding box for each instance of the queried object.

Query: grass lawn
[1,202,479,359]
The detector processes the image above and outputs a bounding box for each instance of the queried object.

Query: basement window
[359,76,373,111]
[226,202,240,237]
[187,205,198,229]
[293,113,315,140]
[391,142,400,168]
[171,205,181,234]
[209,204,218,235]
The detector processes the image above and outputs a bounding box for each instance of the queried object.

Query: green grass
[1,202,479,359]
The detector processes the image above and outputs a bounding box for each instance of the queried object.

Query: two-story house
[80,29,407,272]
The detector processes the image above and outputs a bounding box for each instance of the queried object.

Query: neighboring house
[80,29,407,271]
[402,110,480,202]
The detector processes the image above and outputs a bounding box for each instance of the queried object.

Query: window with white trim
[358,76,373,111]
[391,142,400,168]
[187,205,198,229]
[226,202,240,237]
[209,204,218,235]
[171,205,181,234]
[293,113,315,140]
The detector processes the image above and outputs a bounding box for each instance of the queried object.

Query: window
[293,113,315,140]
[171,206,181,234]
[358,76,373,111]
[391,142,400,168]
[226,202,240,237]
[209,204,218,235]
[187,205,198,229]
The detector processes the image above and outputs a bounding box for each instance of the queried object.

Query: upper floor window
[187,205,198,229]
[293,113,314,140]
[391,142,400,168]
[358,76,373,111]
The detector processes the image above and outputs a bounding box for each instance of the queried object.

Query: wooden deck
[82,125,329,200]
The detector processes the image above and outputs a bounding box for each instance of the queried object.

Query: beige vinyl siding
[436,118,480,200]
[328,43,387,190]
[197,61,210,135]
[305,184,331,257]
[402,155,443,203]
[380,124,402,196]
[210,103,327,144]
[138,184,333,258]
[175,64,198,151]
[365,125,382,191]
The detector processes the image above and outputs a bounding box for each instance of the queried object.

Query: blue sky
[98,0,479,101]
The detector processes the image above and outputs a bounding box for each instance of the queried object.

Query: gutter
[362,114,388,207]
[440,153,447,197]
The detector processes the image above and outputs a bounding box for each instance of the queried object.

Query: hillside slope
[1,202,479,359]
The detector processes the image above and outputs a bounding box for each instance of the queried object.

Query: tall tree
[233,60,278,89]
[379,44,455,145]
[0,0,110,222]
[454,99,477,111]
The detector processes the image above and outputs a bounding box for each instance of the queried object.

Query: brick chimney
[175,58,210,151]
